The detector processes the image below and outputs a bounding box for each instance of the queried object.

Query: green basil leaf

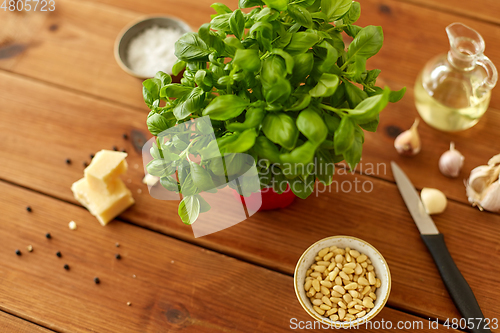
[285,93,311,111]
[341,1,360,25]
[359,115,379,132]
[178,195,200,225]
[346,25,383,61]
[289,174,315,199]
[160,84,193,99]
[344,80,368,108]
[330,82,346,107]
[230,9,246,40]
[142,78,161,106]
[175,33,211,62]
[147,113,175,136]
[202,95,250,120]
[348,86,389,123]
[309,73,339,97]
[189,161,217,193]
[194,70,213,92]
[210,13,232,32]
[389,87,406,103]
[321,0,351,21]
[172,60,186,76]
[262,113,299,150]
[346,55,366,82]
[180,173,199,196]
[288,4,313,28]
[239,0,264,8]
[296,108,328,144]
[173,87,205,120]
[270,49,295,74]
[154,71,172,86]
[211,3,232,17]
[221,128,258,153]
[316,149,335,185]
[280,140,316,165]
[284,32,321,56]
[262,0,287,11]
[343,127,363,170]
[291,52,314,84]
[272,168,288,194]
[324,113,341,133]
[264,77,292,104]
[160,176,181,192]
[254,136,281,163]
[343,24,362,38]
[146,159,177,177]
[334,116,355,154]
[364,69,381,87]
[198,24,225,54]
[233,48,261,72]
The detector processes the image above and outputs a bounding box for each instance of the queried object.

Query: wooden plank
[394,0,500,26]
[0,71,499,323]
[0,181,458,333]
[0,310,54,333]
[3,0,500,112]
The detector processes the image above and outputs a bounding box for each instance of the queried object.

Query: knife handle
[421,234,491,333]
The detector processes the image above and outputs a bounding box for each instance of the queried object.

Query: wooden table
[1,0,499,332]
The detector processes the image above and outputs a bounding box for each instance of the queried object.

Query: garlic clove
[477,180,500,213]
[394,119,421,156]
[438,142,464,178]
[487,153,500,167]
[421,187,447,215]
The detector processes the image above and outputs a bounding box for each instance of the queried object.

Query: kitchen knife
[391,162,491,333]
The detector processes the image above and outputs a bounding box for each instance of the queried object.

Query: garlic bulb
[439,142,464,178]
[394,119,421,156]
[421,187,447,215]
[466,154,500,213]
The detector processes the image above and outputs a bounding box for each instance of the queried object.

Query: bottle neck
[447,50,476,71]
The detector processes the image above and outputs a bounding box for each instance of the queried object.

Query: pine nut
[315,256,322,261]
[348,290,359,298]
[334,276,342,286]
[318,248,330,257]
[312,279,320,292]
[338,301,347,309]
[345,314,356,320]
[306,269,313,276]
[354,305,364,310]
[338,308,346,320]
[360,262,368,268]
[343,294,352,304]
[321,286,330,295]
[336,262,343,269]
[321,280,333,288]
[339,271,349,280]
[330,297,342,304]
[329,246,338,252]
[356,254,367,263]
[363,297,374,308]
[344,262,356,269]
[368,272,376,285]
[322,296,332,307]
[366,258,372,264]
[315,265,327,273]
[312,299,323,306]
[355,264,363,275]
[315,293,323,299]
[358,277,369,286]
[304,280,312,291]
[345,253,352,262]
[342,279,351,286]
[375,278,381,288]
[347,300,357,308]
[333,285,346,295]
[314,306,325,315]
[331,290,342,298]
[349,250,360,258]
[356,310,367,318]
[348,308,360,315]
[310,272,321,278]
[323,252,334,261]
[330,314,339,321]
[369,292,377,300]
[329,267,340,281]
[307,289,315,297]
[345,282,358,290]
[342,267,355,274]
[327,263,336,271]
[335,254,344,263]
[367,265,374,271]
[327,308,338,316]
[320,304,331,311]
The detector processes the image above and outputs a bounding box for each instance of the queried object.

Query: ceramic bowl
[294,235,391,328]
[114,15,192,79]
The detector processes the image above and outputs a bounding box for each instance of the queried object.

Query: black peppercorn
[66,158,71,165]
[15,249,21,256]
[122,149,126,153]
[123,133,128,140]
[26,206,32,212]
[83,162,88,167]
[56,251,62,258]
[45,233,51,239]
[113,146,118,151]
[94,277,100,284]
[90,154,94,159]
[115,254,121,260]
[64,264,70,270]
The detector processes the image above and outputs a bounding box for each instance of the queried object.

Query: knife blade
[391,162,491,333]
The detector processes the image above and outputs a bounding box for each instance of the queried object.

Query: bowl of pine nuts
[294,236,391,328]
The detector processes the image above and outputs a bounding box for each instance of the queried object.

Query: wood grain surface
[0,311,54,333]
[0,181,461,333]
[0,71,499,325]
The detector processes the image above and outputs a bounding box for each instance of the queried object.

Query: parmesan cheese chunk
[84,150,128,193]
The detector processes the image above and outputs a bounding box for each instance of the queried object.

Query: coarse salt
[127,25,184,77]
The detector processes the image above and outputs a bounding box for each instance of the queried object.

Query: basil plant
[143,0,405,223]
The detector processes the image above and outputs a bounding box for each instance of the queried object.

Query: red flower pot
[232,185,296,211]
